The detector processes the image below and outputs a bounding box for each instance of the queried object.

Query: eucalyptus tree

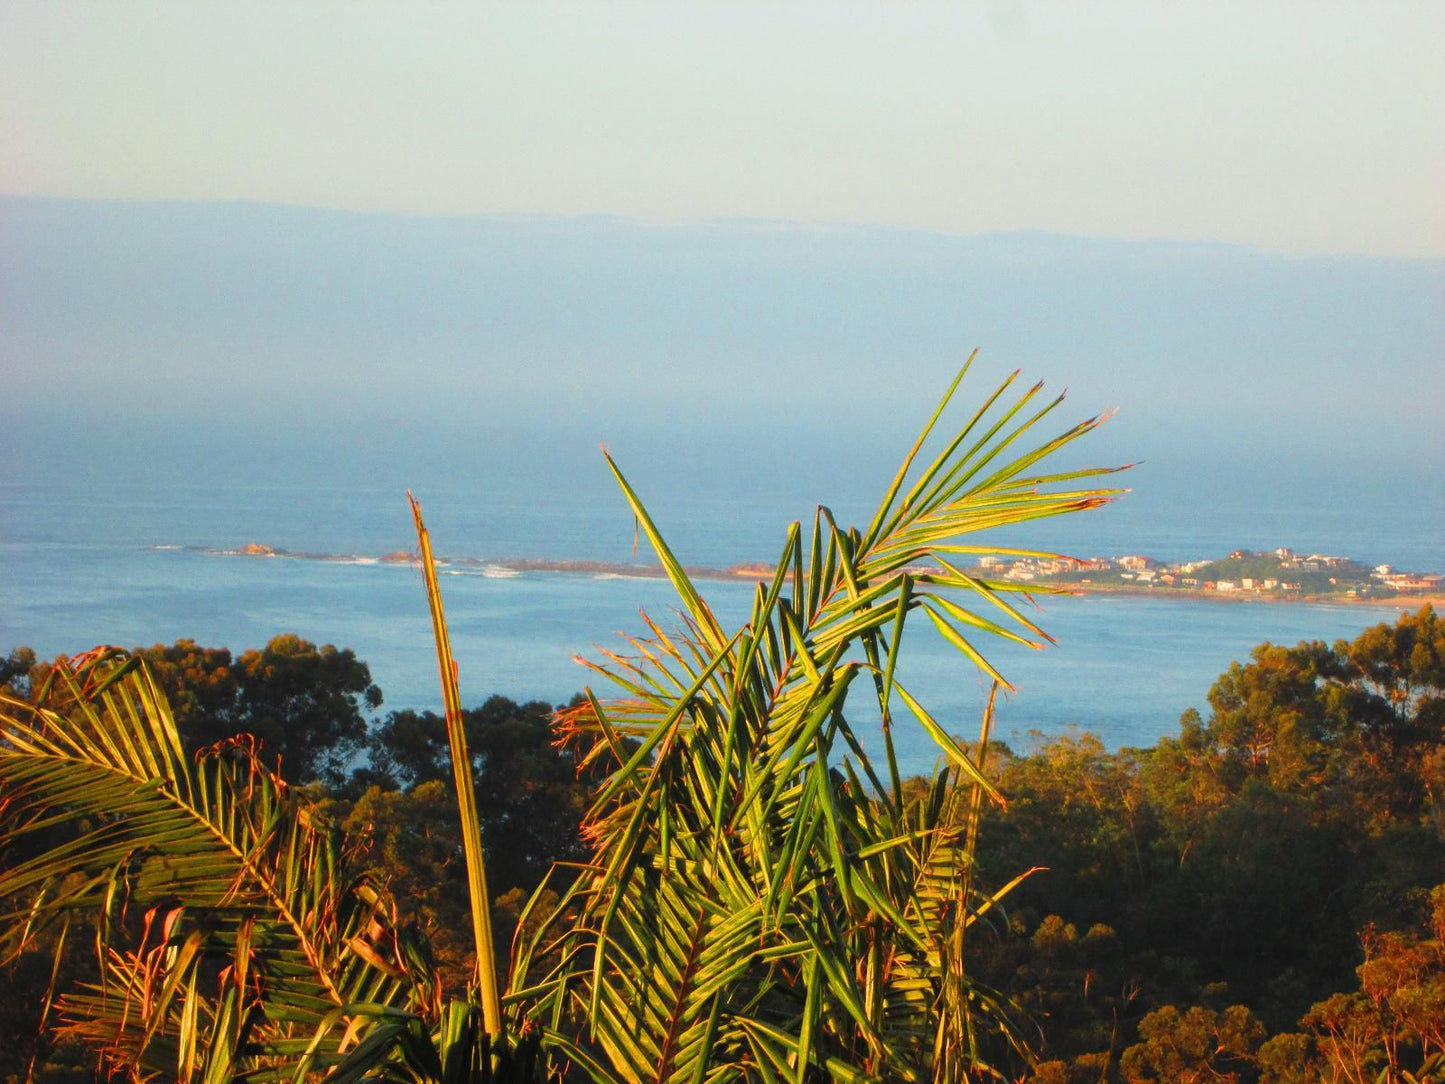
[0,355,1121,1081]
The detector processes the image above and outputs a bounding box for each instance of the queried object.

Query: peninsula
[189,544,1441,605]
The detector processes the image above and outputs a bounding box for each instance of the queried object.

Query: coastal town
[975,547,1443,601]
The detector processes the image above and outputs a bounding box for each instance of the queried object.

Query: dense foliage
[5,605,1440,1083]
[11,637,382,789]
[971,603,1445,1082]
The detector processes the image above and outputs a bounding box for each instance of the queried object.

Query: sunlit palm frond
[0,650,435,1079]
[515,358,1122,1081]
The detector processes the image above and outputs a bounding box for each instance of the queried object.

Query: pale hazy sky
[2,2,1442,257]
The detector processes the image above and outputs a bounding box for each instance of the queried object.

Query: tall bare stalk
[411,492,504,1039]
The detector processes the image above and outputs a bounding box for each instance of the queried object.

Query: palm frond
[410,492,503,1039]
[514,362,1121,1080]
[0,651,434,1078]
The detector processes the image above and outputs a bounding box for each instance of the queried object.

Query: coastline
[1046,582,1443,610]
[183,544,1441,610]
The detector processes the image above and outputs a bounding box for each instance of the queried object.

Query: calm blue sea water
[1,480,1434,775]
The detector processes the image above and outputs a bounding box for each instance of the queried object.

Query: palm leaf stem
[409,493,502,1038]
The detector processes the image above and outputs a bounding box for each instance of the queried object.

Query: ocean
[2,475,1434,777]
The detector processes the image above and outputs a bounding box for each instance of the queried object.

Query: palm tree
[508,358,1120,1081]
[0,356,1121,1081]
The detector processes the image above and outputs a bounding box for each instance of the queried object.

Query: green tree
[987,732,1154,928]
[1204,641,1331,790]
[132,638,239,733]
[25,635,384,788]
[1297,884,1445,1084]
[1256,1031,1321,1084]
[1119,1004,1265,1084]
[1323,605,1445,829]
[223,634,382,787]
[360,697,592,896]
[1338,604,1445,712]
[972,609,1445,1077]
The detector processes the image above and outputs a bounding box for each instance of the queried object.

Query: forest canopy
[2,605,1441,1082]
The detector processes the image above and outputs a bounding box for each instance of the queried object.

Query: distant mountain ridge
[2,195,1440,561]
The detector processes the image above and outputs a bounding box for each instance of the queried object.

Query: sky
[2,1,1443,258]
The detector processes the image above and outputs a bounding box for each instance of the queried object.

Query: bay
[1,479,1425,778]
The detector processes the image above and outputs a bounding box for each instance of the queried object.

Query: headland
[181,543,1441,607]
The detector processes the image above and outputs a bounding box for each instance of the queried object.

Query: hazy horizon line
[5,191,1436,265]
